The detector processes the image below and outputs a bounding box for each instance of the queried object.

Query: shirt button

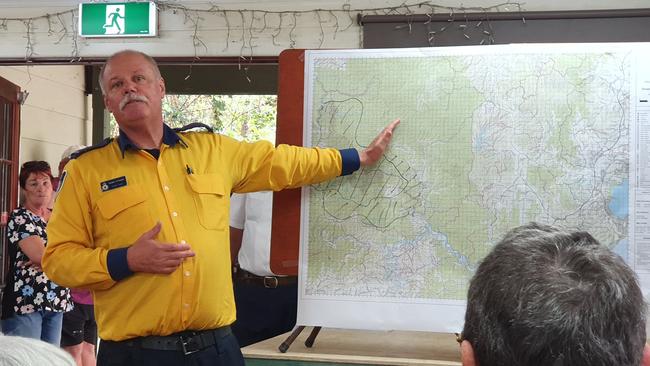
[172,212,178,217]
[180,240,187,244]
[164,186,170,191]
[184,271,191,277]
[184,303,190,308]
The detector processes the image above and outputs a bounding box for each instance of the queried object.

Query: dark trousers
[231,280,298,347]
[97,332,244,366]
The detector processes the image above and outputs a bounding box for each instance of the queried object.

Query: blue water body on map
[424,225,471,269]
[608,179,629,220]
[613,238,629,262]
[473,127,487,152]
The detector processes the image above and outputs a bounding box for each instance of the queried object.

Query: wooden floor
[242,328,462,365]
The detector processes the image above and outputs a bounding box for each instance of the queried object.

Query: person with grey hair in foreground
[0,334,75,366]
[459,222,650,366]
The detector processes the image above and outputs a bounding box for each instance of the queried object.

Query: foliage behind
[109,94,277,143]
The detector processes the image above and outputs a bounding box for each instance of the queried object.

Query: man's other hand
[127,222,195,274]
[359,119,400,166]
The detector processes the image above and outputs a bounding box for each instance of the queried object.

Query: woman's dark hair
[19,161,53,189]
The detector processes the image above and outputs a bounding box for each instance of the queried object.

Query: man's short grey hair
[463,222,646,366]
[98,49,162,95]
[0,335,76,366]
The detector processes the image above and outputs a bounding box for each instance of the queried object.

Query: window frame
[88,59,279,143]
[0,75,21,288]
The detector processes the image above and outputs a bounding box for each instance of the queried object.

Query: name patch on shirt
[100,176,127,192]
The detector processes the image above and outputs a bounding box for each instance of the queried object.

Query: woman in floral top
[1,160,72,345]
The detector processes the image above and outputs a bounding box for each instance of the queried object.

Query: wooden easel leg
[278,325,305,353]
[304,326,321,348]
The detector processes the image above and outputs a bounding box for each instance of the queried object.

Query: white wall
[0,0,648,59]
[0,66,91,171]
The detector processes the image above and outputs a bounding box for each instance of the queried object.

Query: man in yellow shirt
[42,49,399,366]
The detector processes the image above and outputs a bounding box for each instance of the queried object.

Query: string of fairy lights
[0,1,525,61]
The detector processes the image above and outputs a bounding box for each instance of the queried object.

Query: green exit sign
[79,2,158,38]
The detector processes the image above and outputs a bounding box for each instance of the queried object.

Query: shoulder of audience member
[0,334,76,366]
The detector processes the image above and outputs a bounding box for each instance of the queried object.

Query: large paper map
[298,44,648,332]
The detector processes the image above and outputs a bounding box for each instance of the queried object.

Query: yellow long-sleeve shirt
[43,125,357,341]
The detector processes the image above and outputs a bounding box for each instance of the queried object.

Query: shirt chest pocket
[186,174,227,231]
[95,184,154,246]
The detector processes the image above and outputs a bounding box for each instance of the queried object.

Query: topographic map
[299,45,635,331]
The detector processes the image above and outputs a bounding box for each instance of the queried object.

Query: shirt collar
[117,124,186,157]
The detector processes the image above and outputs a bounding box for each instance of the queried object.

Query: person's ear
[159,77,166,98]
[103,94,112,112]
[460,340,477,366]
[641,343,650,366]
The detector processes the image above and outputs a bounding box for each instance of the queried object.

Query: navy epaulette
[70,138,114,159]
[173,123,214,133]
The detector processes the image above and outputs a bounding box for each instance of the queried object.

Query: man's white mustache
[119,94,149,111]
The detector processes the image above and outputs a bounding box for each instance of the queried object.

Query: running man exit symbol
[79,2,158,38]
[103,5,125,35]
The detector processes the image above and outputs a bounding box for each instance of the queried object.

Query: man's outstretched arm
[359,119,400,166]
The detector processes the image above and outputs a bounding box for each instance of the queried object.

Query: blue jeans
[1,310,64,346]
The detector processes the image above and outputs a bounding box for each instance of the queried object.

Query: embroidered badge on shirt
[100,176,127,192]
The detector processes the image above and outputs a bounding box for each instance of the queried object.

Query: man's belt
[233,267,297,288]
[114,326,231,355]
